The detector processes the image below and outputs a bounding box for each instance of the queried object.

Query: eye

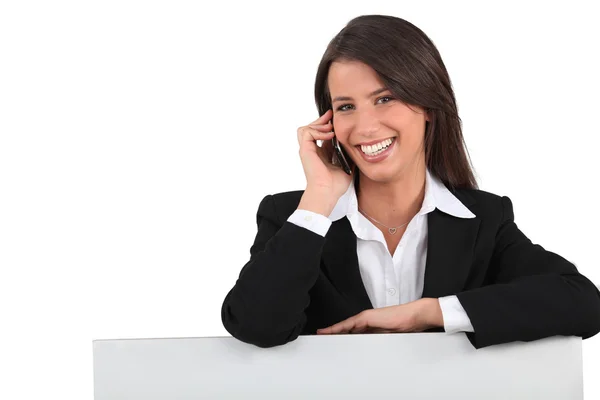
[336,96,395,112]
[337,104,353,112]
[377,96,394,104]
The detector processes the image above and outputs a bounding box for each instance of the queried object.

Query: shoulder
[255,190,305,225]
[451,186,515,223]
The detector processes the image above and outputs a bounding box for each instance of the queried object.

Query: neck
[356,163,426,226]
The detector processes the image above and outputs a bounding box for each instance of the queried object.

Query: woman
[221,14,600,349]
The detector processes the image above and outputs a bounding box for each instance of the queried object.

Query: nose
[354,107,380,137]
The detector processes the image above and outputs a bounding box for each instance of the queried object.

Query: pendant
[388,228,397,234]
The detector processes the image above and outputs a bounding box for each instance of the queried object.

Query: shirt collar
[327,168,476,222]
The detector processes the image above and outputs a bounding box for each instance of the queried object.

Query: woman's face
[327,60,429,183]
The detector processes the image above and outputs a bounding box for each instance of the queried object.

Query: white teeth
[361,138,394,155]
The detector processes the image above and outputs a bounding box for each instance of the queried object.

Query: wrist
[298,189,336,216]
[418,298,444,329]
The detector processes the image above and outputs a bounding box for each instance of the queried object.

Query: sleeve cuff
[438,295,475,333]
[287,209,332,237]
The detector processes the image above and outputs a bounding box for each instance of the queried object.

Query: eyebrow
[332,87,390,103]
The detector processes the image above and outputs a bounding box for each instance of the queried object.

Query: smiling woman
[326,60,434,186]
[221,14,600,350]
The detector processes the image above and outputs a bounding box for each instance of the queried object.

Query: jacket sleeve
[221,194,326,348]
[456,196,600,349]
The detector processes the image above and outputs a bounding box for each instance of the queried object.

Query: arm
[221,194,328,348]
[456,196,600,348]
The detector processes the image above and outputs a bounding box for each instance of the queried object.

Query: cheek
[332,121,352,141]
[395,114,426,137]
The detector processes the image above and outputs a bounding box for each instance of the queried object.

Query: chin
[361,158,415,182]
[359,166,398,183]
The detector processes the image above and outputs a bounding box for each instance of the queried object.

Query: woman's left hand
[316,298,444,335]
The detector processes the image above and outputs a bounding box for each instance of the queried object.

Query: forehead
[327,60,386,95]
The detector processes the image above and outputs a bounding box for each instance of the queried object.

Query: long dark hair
[314,14,478,191]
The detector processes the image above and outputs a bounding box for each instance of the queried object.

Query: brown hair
[314,14,478,191]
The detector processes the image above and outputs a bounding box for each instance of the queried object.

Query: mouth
[356,137,396,155]
[355,137,397,163]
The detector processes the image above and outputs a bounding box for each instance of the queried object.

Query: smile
[356,137,397,163]
[358,138,395,155]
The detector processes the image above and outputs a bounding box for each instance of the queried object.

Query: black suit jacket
[221,186,600,349]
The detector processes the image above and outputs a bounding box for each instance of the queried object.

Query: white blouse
[288,168,475,334]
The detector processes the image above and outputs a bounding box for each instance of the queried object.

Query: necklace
[358,207,410,235]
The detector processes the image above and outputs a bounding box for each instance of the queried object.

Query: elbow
[581,281,600,339]
[564,274,600,339]
[221,293,304,348]
[230,325,302,349]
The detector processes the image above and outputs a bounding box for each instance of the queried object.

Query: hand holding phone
[296,109,354,214]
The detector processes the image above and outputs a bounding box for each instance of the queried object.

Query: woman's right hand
[296,109,354,214]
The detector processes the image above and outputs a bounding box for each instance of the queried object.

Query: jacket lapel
[322,217,373,312]
[320,188,480,307]
[422,189,481,298]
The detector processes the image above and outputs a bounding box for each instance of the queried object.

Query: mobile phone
[331,134,353,175]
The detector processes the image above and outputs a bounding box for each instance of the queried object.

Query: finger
[309,121,332,130]
[317,325,336,334]
[309,109,333,125]
[331,318,356,334]
[317,319,352,334]
[311,125,333,135]
[297,125,333,139]
[349,322,369,334]
[297,126,334,146]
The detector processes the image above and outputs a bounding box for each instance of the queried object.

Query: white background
[1,1,598,398]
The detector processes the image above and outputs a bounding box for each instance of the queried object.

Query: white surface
[2,2,599,399]
[93,334,583,399]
